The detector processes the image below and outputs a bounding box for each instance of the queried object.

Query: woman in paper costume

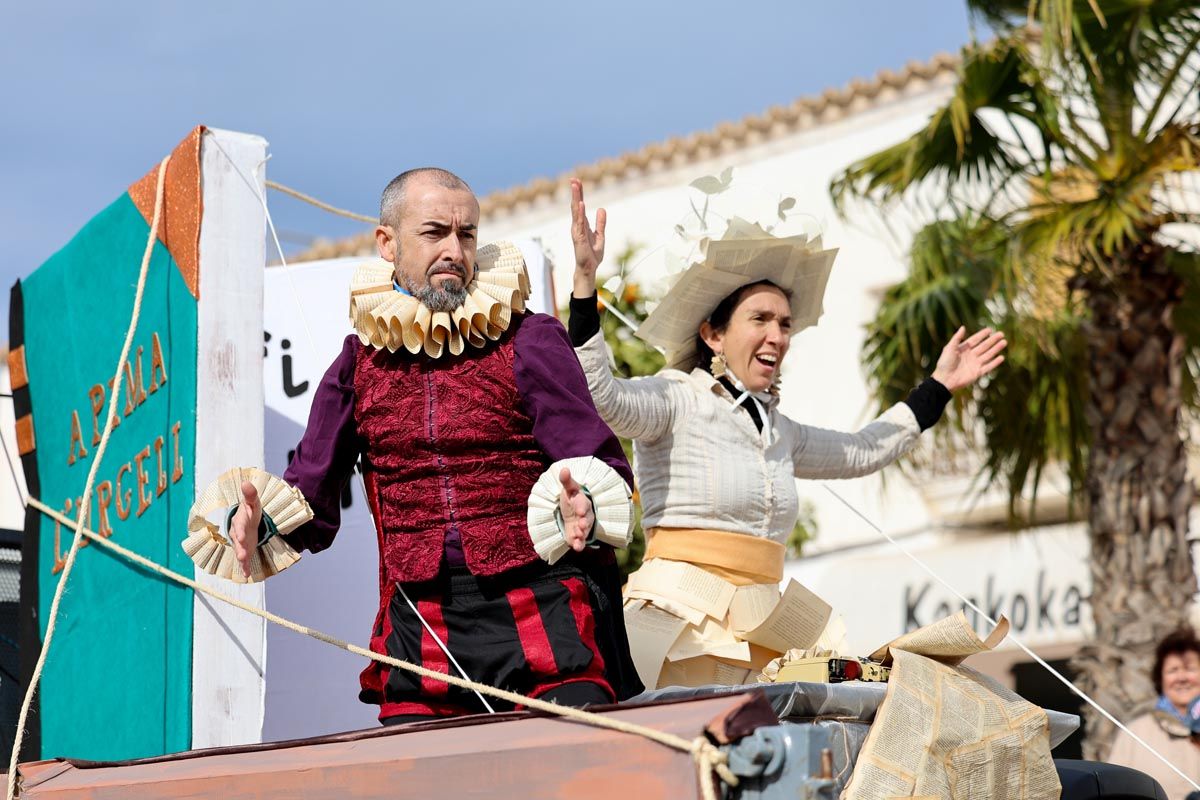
[566,180,1007,689]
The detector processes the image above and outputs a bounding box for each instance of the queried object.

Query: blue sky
[0,1,980,342]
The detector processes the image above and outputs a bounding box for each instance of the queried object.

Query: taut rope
[265,179,376,224]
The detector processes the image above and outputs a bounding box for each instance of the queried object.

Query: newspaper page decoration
[844,613,1061,800]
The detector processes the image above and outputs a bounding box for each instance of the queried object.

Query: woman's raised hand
[932,326,1008,392]
[570,179,606,298]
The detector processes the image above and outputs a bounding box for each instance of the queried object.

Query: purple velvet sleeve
[512,314,634,489]
[281,334,364,554]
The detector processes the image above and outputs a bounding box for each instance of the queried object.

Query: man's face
[376,177,480,312]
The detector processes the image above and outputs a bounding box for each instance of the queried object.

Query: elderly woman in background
[1109,629,1200,798]
[564,180,1007,688]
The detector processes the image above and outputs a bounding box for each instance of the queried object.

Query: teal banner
[13,190,196,760]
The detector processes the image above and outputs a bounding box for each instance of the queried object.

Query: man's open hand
[557,467,595,553]
[228,481,262,579]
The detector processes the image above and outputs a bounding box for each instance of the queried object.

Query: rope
[264,180,376,224]
[822,483,1200,794]
[7,156,172,800]
[23,497,735,800]
[205,136,323,374]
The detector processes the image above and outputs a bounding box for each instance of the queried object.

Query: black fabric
[366,559,641,715]
[567,293,602,347]
[10,280,42,762]
[378,681,610,728]
[540,680,613,707]
[568,290,951,435]
[903,377,952,431]
[1054,759,1168,800]
[718,376,764,432]
[574,553,643,699]
[380,713,439,726]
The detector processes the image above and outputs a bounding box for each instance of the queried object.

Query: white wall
[191,128,271,749]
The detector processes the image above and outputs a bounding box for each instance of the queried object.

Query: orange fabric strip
[127,126,205,299]
[6,346,27,391]
[644,527,784,586]
[15,415,35,456]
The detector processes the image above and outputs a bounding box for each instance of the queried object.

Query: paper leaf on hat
[777,197,796,220]
[184,467,310,584]
[689,167,734,196]
[348,241,530,357]
[526,457,633,565]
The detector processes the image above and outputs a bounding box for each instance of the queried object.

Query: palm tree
[830,0,1200,756]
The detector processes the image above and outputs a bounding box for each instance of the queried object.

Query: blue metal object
[724,723,838,800]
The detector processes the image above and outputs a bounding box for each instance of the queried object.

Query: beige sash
[643,527,784,587]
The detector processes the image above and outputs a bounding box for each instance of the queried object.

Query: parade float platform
[13,681,1149,800]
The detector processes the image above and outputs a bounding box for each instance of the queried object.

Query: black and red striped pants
[360,560,641,720]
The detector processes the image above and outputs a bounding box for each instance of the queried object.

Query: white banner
[260,243,557,740]
[785,523,1094,658]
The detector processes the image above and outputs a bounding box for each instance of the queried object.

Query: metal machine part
[725,724,838,800]
[773,657,890,684]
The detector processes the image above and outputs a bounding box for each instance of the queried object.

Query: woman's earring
[710,352,727,379]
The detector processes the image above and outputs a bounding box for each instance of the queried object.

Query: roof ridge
[293,52,960,262]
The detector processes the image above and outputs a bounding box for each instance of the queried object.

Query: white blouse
[574,331,923,542]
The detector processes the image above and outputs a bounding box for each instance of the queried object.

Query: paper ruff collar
[349,241,531,358]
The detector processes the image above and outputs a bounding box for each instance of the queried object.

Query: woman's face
[701,284,792,393]
[1162,650,1200,713]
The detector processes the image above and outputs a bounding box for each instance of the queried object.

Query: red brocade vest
[353,322,550,583]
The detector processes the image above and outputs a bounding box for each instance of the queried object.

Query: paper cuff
[526,456,633,565]
[184,467,310,584]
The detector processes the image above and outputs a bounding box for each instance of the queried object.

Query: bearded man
[228,168,642,724]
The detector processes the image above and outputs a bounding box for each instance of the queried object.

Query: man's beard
[415,281,469,313]
[398,263,470,313]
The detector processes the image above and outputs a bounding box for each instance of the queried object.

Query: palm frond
[832,41,1043,210]
[1019,121,1200,260]
[863,217,1008,411]
[975,309,1090,516]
